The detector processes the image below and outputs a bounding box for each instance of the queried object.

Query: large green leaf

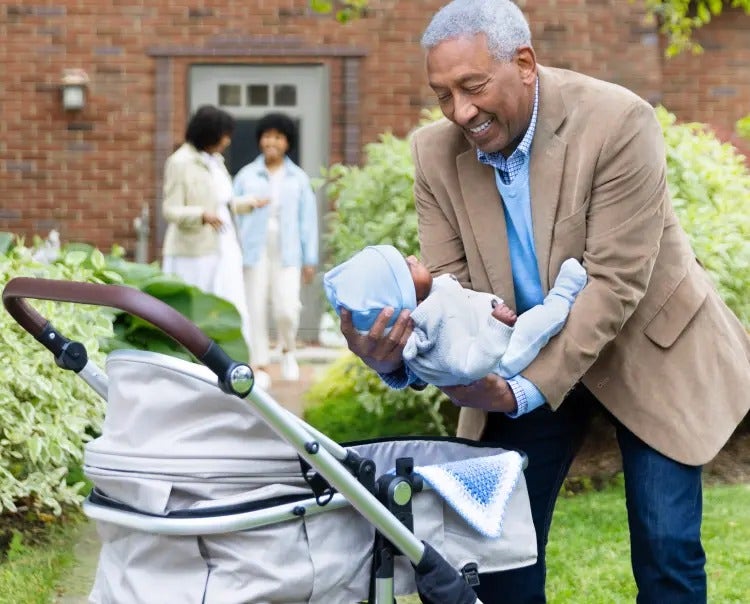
[106,279,249,364]
[104,257,163,287]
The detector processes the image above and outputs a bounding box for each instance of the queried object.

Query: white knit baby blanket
[414,451,525,538]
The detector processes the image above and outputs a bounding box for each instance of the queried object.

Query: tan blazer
[411,65,750,465]
[162,143,225,257]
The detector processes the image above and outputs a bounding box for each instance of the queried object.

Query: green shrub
[313,106,750,439]
[657,106,750,327]
[738,115,750,141]
[303,352,457,441]
[1,235,251,517]
[321,110,442,268]
[322,132,419,267]
[0,243,112,515]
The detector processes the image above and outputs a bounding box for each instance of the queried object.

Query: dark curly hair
[184,105,235,151]
[255,112,297,152]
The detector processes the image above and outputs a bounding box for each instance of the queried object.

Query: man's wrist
[486,375,517,413]
[506,379,527,417]
[378,362,412,390]
[369,358,404,375]
[505,376,547,418]
[499,378,518,414]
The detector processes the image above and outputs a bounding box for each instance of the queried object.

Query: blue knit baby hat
[323,245,417,332]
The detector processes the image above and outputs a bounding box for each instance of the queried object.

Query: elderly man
[338,1,750,602]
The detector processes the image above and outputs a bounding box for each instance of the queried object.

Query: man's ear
[515,45,537,85]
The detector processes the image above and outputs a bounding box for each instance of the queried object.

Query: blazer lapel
[530,66,568,293]
[457,149,516,306]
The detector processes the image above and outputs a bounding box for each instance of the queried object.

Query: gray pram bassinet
[3,278,537,604]
[84,350,536,603]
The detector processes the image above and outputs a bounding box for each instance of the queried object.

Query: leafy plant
[0,232,251,516]
[309,0,370,23]
[322,132,419,268]
[738,115,750,141]
[642,0,750,56]
[0,241,112,515]
[303,352,457,440]
[56,243,250,363]
[0,233,14,256]
[321,110,442,270]
[106,276,249,363]
[657,106,750,327]
[308,0,750,56]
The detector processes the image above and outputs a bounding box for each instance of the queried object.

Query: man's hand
[340,307,413,375]
[440,374,518,413]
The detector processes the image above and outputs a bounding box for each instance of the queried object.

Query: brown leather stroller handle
[3,277,212,357]
[2,277,254,397]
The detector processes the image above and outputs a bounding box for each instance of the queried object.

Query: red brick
[1,1,747,258]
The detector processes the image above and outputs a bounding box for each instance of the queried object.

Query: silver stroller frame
[3,277,502,604]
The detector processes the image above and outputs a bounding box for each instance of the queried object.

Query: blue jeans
[475,384,706,604]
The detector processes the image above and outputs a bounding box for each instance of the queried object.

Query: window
[274,84,297,107]
[247,84,269,106]
[218,84,241,106]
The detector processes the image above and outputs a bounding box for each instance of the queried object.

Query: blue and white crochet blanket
[414,451,524,538]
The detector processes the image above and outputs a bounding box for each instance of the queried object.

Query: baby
[323,245,587,387]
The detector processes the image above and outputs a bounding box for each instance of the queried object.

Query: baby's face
[405,255,433,303]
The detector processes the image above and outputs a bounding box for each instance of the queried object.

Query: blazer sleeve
[162,155,205,228]
[521,99,668,407]
[411,132,471,285]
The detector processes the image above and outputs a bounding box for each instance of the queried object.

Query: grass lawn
[545,482,750,603]
[0,515,85,604]
[401,481,750,603]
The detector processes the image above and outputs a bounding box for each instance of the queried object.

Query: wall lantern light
[60,69,90,111]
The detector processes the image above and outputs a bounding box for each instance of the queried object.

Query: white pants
[162,254,218,293]
[163,251,252,355]
[243,228,301,367]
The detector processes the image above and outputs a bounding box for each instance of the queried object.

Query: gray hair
[421,0,532,62]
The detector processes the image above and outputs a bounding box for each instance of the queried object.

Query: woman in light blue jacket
[234,113,318,388]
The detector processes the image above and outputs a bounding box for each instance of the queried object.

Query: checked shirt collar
[477,78,539,184]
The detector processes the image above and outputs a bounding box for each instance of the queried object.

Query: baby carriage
[3,277,537,604]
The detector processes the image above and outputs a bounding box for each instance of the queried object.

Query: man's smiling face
[426,33,537,156]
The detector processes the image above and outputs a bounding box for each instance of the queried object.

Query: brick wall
[521,0,663,103]
[660,7,750,156]
[0,1,747,257]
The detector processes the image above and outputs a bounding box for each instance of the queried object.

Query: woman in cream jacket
[162,105,268,365]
